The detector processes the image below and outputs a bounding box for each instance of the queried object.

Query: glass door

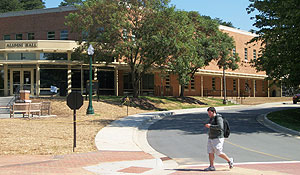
[12,71,20,94]
[23,71,31,91]
[10,69,34,96]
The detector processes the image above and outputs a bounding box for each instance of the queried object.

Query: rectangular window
[3,35,10,40]
[47,31,55,40]
[244,48,248,61]
[27,33,35,40]
[0,53,4,60]
[142,74,154,90]
[262,81,265,92]
[254,80,257,91]
[165,75,170,89]
[233,79,237,91]
[8,53,36,60]
[60,30,68,40]
[191,76,195,89]
[40,53,67,60]
[16,34,22,40]
[253,49,257,59]
[212,77,216,90]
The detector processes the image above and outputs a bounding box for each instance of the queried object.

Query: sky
[44,0,258,32]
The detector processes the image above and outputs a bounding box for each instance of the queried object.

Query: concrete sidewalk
[1,102,300,175]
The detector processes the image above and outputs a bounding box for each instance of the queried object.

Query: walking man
[204,107,233,171]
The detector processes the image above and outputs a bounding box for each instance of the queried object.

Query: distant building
[0,6,281,97]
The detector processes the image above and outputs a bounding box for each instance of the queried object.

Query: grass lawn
[267,108,300,132]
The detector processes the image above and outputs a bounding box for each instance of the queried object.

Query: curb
[257,113,300,137]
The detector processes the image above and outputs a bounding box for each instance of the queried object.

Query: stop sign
[67,92,83,110]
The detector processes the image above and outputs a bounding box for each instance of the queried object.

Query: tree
[166,11,239,97]
[0,0,44,13]
[247,0,300,88]
[59,0,84,7]
[66,0,171,98]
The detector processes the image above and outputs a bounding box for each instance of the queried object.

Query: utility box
[20,90,30,101]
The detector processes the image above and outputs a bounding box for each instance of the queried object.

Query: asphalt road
[147,103,300,166]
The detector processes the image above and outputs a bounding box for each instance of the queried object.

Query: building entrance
[10,69,34,96]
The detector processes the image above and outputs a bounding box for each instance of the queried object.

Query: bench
[10,103,42,118]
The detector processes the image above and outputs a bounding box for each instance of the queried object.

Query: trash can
[20,90,30,101]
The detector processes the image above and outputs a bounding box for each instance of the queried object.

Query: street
[147,103,300,166]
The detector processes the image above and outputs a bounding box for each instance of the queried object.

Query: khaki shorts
[207,138,225,155]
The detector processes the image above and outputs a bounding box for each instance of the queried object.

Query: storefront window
[40,69,67,88]
[40,53,67,60]
[7,53,36,60]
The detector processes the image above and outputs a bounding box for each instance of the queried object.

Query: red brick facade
[0,7,280,97]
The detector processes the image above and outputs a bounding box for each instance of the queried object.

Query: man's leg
[209,153,215,167]
[219,153,230,162]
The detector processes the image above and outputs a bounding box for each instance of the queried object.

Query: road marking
[225,140,293,161]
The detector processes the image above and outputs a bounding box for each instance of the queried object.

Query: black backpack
[214,115,230,138]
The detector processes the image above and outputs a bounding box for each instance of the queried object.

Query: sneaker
[204,166,216,171]
[228,158,234,169]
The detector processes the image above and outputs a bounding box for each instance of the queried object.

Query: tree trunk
[179,84,185,97]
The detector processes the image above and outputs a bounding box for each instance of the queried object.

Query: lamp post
[86,44,95,115]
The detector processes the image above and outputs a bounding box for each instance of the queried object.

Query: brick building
[0,6,281,97]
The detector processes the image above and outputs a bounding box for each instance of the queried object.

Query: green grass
[267,108,300,132]
[98,95,235,111]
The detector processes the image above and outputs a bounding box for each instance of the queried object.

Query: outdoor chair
[41,101,51,115]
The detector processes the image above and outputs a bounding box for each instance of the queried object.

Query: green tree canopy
[0,0,45,13]
[248,0,300,88]
[66,0,171,97]
[166,11,239,97]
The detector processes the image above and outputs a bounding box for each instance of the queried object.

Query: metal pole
[86,54,94,114]
[73,109,76,152]
[223,67,227,104]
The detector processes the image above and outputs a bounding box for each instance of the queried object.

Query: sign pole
[73,109,76,152]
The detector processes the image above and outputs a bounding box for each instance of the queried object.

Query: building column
[253,79,256,97]
[94,67,97,81]
[4,64,8,96]
[36,64,40,96]
[238,78,240,97]
[114,67,119,96]
[201,75,203,97]
[67,65,72,95]
[30,69,34,95]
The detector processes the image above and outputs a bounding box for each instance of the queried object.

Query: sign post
[67,92,83,152]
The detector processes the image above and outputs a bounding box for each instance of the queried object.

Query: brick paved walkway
[0,151,154,175]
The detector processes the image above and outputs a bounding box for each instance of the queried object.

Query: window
[254,80,257,91]
[142,74,154,90]
[3,35,10,40]
[0,53,4,60]
[16,34,22,40]
[262,81,265,92]
[244,48,248,61]
[253,49,257,59]
[123,73,133,89]
[47,31,55,40]
[233,79,237,91]
[40,53,67,60]
[8,53,36,60]
[191,76,195,89]
[27,33,35,40]
[165,75,170,88]
[245,80,249,92]
[60,30,68,40]
[212,77,216,90]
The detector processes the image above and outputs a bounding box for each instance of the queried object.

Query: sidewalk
[0,102,300,175]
